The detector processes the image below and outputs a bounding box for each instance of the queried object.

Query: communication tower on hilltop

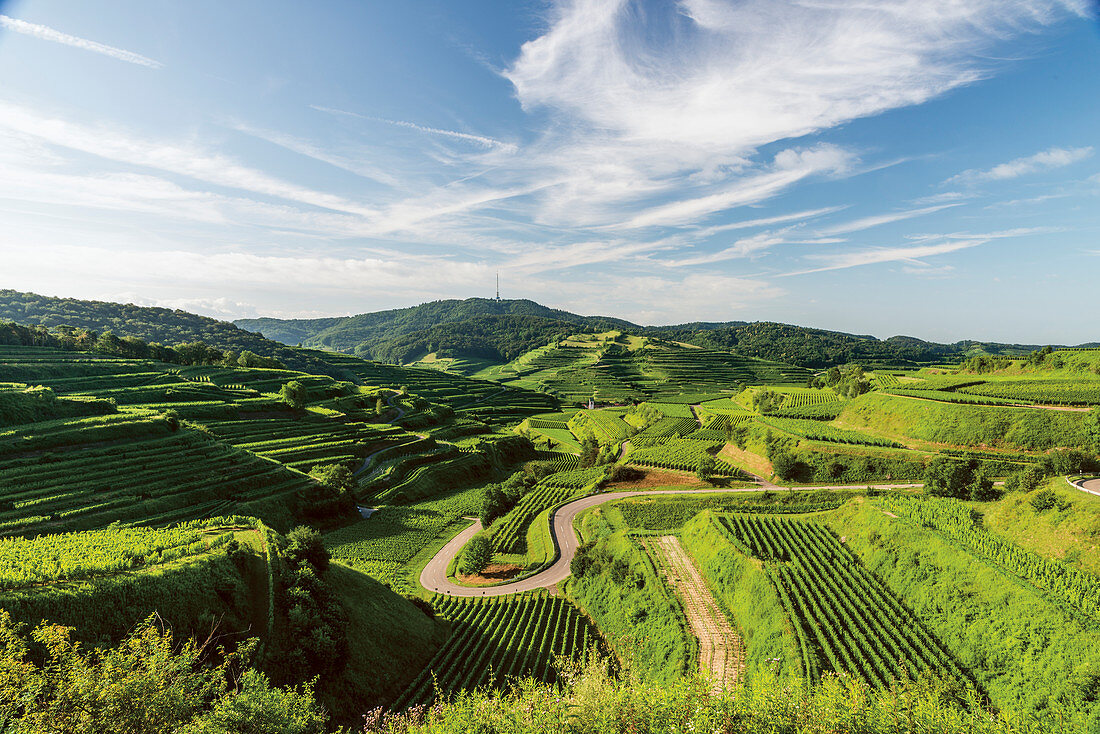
[495,272,501,301]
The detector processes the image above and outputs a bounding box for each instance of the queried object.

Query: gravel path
[641,535,744,691]
[419,482,923,597]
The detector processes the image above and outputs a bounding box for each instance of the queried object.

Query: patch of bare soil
[605,468,706,489]
[458,563,524,586]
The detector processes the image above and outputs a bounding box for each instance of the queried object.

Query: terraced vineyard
[772,387,841,408]
[205,416,416,471]
[0,520,239,587]
[713,514,969,688]
[391,593,599,710]
[0,414,316,534]
[629,438,742,475]
[568,409,631,444]
[490,483,580,553]
[757,416,905,448]
[305,349,558,422]
[958,380,1100,406]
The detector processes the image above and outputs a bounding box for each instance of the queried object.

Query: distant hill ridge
[0,289,339,376]
[0,289,1093,371]
[236,297,1097,369]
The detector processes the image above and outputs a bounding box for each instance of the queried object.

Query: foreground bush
[365,659,1077,734]
[0,610,327,734]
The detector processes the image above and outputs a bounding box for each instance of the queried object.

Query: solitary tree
[696,453,717,483]
[460,534,492,576]
[924,457,975,499]
[310,463,356,494]
[279,380,308,410]
[579,434,600,468]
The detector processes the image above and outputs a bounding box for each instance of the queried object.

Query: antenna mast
[496,272,500,301]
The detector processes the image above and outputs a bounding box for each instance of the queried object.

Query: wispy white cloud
[0,101,380,217]
[625,145,853,228]
[948,146,1094,184]
[230,123,406,190]
[695,206,846,237]
[783,228,1049,275]
[311,105,518,153]
[816,203,961,237]
[0,14,161,68]
[664,231,788,267]
[505,0,1083,228]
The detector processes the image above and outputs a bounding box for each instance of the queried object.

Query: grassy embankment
[825,499,1100,727]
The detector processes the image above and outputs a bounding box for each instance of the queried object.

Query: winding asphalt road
[419,481,923,597]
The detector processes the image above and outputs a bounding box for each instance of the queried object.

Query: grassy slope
[837,392,1086,450]
[321,562,446,720]
[824,499,1100,725]
[567,504,695,684]
[679,510,796,677]
[978,479,1100,575]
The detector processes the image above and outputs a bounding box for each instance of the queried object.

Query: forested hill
[644,323,957,368]
[644,322,1095,369]
[236,298,634,363]
[0,289,337,375]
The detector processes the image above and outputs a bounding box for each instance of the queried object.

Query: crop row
[769,401,846,421]
[0,420,314,535]
[391,594,597,710]
[777,389,841,409]
[490,484,577,553]
[884,388,1015,406]
[957,379,1100,406]
[567,410,631,444]
[629,439,739,474]
[636,417,698,439]
[714,514,968,689]
[0,521,238,588]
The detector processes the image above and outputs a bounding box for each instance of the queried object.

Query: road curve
[419,482,923,597]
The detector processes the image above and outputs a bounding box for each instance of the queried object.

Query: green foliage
[284,526,330,574]
[827,501,1100,723]
[569,507,694,683]
[489,484,579,554]
[459,534,492,575]
[0,522,232,588]
[695,452,716,482]
[1030,488,1058,512]
[0,384,115,427]
[959,380,1100,406]
[759,416,904,448]
[279,380,308,409]
[880,494,1100,622]
[923,457,980,499]
[0,288,336,373]
[629,439,740,475]
[680,512,796,677]
[308,464,357,499]
[0,611,326,734]
[840,393,1088,451]
[372,664,1061,734]
[615,493,851,533]
[1086,407,1100,454]
[239,298,630,364]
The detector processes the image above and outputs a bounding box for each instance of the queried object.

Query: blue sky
[0,0,1097,343]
